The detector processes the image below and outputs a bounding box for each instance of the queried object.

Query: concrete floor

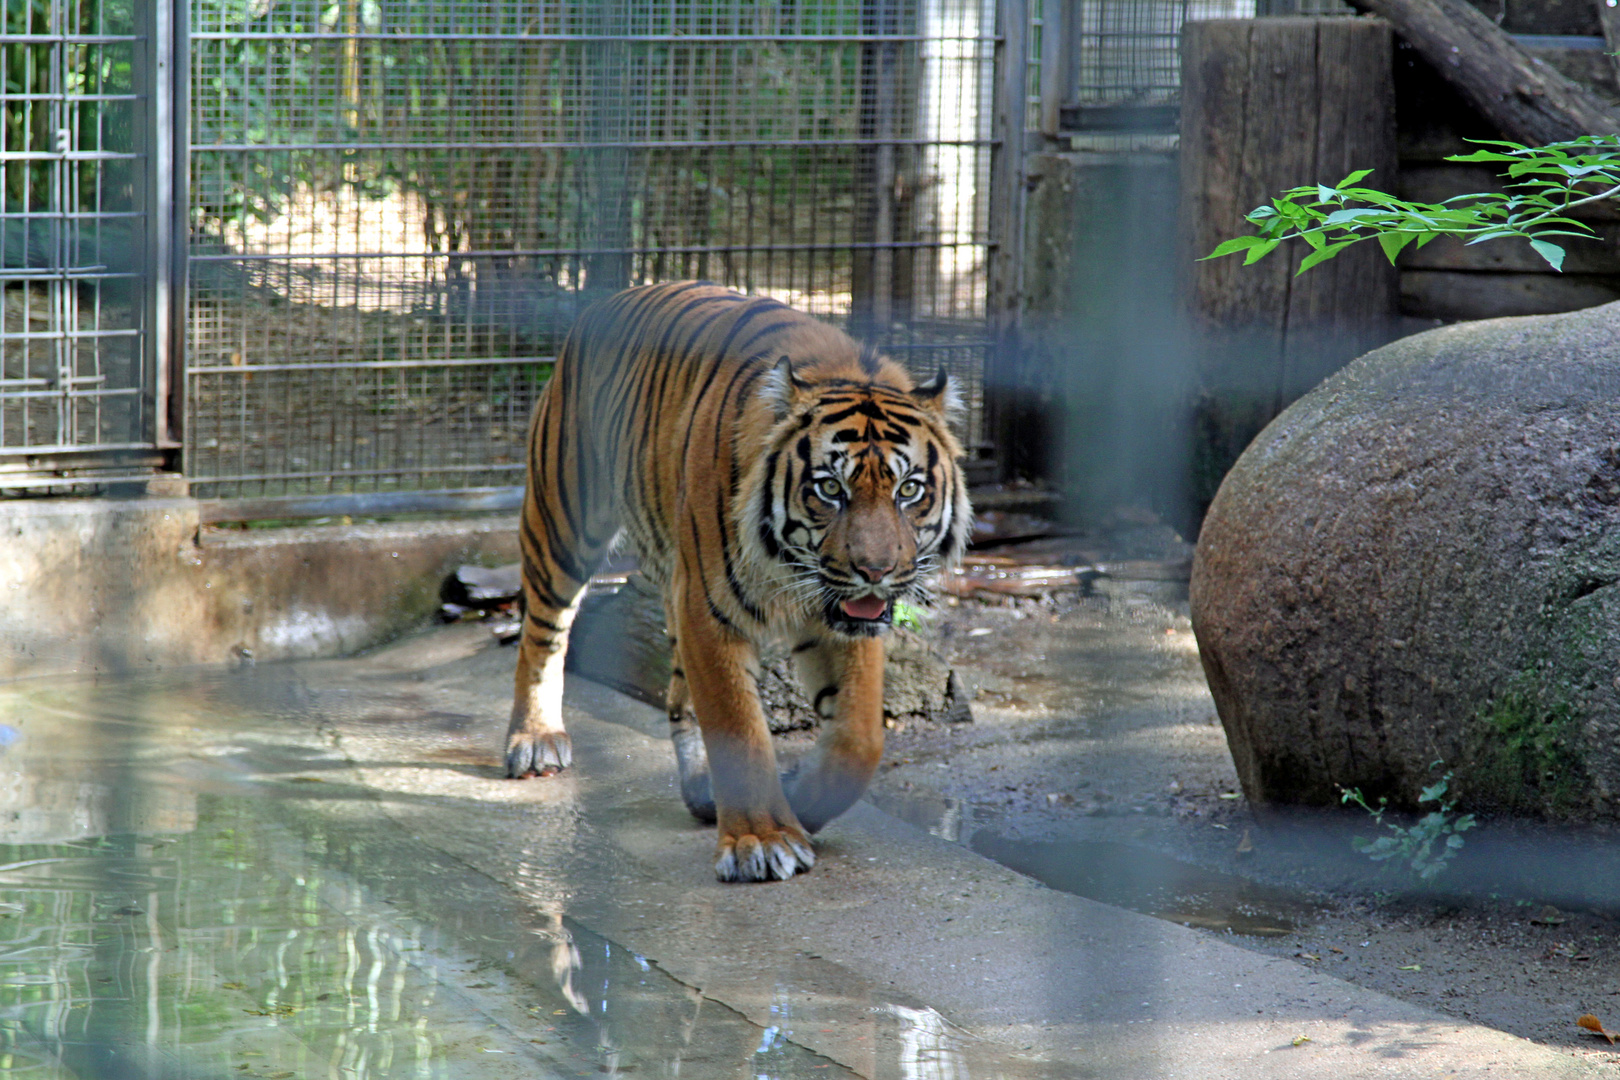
[0,622,1603,1078]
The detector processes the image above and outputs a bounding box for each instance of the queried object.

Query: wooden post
[1180,17,1399,517]
[1182,18,1399,396]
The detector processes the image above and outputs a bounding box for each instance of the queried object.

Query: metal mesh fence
[184,0,1001,500]
[1034,0,1349,152]
[1,0,152,483]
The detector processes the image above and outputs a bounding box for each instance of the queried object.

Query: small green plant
[1339,763,1478,882]
[1205,137,1620,274]
[892,601,923,631]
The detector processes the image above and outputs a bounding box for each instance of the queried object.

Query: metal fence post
[149,0,186,454]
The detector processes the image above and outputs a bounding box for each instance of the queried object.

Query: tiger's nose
[855,563,893,583]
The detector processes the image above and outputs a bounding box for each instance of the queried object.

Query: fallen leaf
[1329,947,1344,954]
[1235,828,1254,856]
[1578,1014,1617,1044]
[1397,964,1421,972]
[1291,1035,1312,1047]
[1298,953,1320,961]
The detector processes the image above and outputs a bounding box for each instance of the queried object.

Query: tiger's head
[742,353,972,637]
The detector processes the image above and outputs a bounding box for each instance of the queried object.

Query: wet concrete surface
[0,619,1604,1078]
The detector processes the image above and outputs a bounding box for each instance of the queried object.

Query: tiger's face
[750,362,970,637]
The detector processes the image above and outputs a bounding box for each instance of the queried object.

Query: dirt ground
[838,529,1620,1066]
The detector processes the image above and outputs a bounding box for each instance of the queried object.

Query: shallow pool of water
[0,674,863,1080]
[867,791,1317,937]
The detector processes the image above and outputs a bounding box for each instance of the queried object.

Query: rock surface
[1190,301,1620,821]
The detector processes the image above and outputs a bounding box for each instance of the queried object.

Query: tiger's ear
[910,366,960,419]
[764,355,812,420]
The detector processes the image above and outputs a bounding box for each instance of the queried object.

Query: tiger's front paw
[506,730,573,778]
[714,813,815,882]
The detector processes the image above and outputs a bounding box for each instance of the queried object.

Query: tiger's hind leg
[781,632,886,833]
[664,625,716,822]
[507,568,591,778]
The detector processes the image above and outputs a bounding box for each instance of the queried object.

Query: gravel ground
[849,570,1620,1064]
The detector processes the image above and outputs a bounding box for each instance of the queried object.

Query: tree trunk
[1345,0,1620,144]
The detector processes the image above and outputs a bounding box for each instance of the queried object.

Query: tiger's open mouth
[824,591,892,635]
[840,595,888,620]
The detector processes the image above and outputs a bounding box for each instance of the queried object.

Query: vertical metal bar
[986,0,1029,469]
[1039,0,1073,135]
[50,2,70,448]
[872,24,896,334]
[150,0,184,451]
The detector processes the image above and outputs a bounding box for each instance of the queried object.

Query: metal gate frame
[0,0,185,492]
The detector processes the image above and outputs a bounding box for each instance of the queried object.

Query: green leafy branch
[1205,136,1620,275]
[1339,764,1478,883]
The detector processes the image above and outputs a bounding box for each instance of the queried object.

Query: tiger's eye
[814,477,844,502]
[896,477,924,501]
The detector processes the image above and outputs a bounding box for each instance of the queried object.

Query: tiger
[505,281,971,883]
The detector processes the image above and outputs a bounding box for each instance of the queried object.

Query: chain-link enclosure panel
[1,0,158,487]
[185,0,999,500]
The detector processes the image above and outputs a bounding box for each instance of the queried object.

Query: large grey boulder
[1191,302,1620,821]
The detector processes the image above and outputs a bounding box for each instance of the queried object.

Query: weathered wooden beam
[1181,17,1399,375]
[1400,268,1620,318]
[1345,0,1620,144]
[1181,17,1403,522]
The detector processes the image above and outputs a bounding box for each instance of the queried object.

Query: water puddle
[870,791,1316,938]
[0,674,864,1080]
[972,835,1311,937]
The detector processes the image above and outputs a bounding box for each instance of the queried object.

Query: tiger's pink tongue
[840,596,888,620]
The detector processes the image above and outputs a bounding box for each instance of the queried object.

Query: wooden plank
[1283,19,1400,396]
[1400,268,1620,318]
[1238,18,1321,346]
[1182,18,1402,523]
[1182,18,1400,401]
[1401,224,1620,272]
[1397,161,1620,220]
[1398,161,1514,201]
[1345,0,1620,144]
[1180,20,1266,331]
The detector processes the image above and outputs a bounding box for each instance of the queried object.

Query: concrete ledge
[0,497,518,678]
